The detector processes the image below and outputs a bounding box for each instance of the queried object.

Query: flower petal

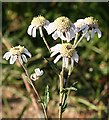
[44,20,50,29]
[32,27,37,38]
[71,58,74,68]
[54,54,61,63]
[65,57,69,68]
[52,31,58,40]
[18,56,23,64]
[50,51,59,57]
[23,48,31,58]
[59,32,67,40]
[22,54,27,63]
[85,32,90,41]
[67,28,75,42]
[50,44,61,52]
[46,22,56,35]
[62,57,65,68]
[27,25,34,36]
[3,52,11,60]
[10,55,17,64]
[73,51,79,63]
[91,28,95,38]
[65,31,71,42]
[96,28,102,38]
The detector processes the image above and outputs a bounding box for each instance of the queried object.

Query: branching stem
[21,63,48,120]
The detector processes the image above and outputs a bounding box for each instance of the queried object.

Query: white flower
[27,15,49,38]
[74,17,102,41]
[46,16,75,42]
[30,68,44,81]
[50,43,79,68]
[3,45,31,64]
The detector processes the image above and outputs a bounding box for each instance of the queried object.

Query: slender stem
[74,32,87,48]
[21,63,48,120]
[39,27,51,53]
[73,33,79,45]
[58,66,64,120]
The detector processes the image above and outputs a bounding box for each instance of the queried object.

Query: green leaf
[44,85,50,109]
[66,87,77,91]
[61,93,68,113]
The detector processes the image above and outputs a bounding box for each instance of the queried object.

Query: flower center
[60,43,74,58]
[54,16,71,32]
[10,45,24,55]
[31,15,46,27]
[84,17,98,27]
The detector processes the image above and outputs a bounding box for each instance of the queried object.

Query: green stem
[58,66,64,120]
[73,33,79,45]
[21,63,48,120]
[74,32,87,48]
[39,27,51,53]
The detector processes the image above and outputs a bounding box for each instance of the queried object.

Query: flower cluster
[3,15,102,75]
[3,15,102,69]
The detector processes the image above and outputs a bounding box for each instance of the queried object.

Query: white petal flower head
[50,43,79,68]
[3,45,31,64]
[84,17,102,39]
[74,17,102,41]
[27,15,49,38]
[30,68,44,81]
[74,19,87,32]
[46,16,75,42]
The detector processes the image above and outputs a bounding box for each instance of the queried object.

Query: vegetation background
[2,2,109,118]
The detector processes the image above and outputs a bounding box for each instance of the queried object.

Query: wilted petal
[35,68,44,76]
[30,73,37,81]
[54,54,61,63]
[52,31,58,40]
[96,28,102,38]
[3,52,11,60]
[44,20,50,29]
[91,28,95,38]
[83,25,89,33]
[65,57,69,68]
[85,32,90,41]
[23,48,31,58]
[27,25,33,36]
[65,31,71,42]
[71,58,74,68]
[32,27,37,38]
[18,56,23,64]
[59,32,67,40]
[62,57,65,68]
[68,28,75,40]
[79,24,87,31]
[22,54,27,63]
[73,51,79,63]
[10,55,17,64]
